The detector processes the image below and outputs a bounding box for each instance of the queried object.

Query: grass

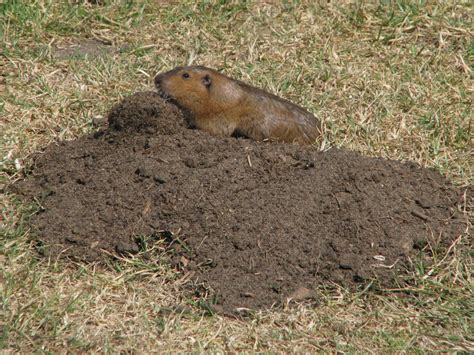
[1,0,473,351]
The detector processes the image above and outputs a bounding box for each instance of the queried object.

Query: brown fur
[154,66,321,145]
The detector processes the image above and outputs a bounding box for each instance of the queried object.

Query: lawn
[1,0,472,351]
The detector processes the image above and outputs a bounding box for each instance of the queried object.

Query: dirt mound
[12,92,467,313]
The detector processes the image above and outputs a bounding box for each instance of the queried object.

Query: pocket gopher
[154,66,321,145]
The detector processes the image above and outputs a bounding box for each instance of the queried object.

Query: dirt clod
[12,92,468,313]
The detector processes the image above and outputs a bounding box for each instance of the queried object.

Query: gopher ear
[202,75,212,88]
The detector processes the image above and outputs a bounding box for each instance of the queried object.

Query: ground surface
[13,92,468,313]
[2,1,472,352]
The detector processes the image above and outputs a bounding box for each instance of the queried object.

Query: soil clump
[12,92,468,313]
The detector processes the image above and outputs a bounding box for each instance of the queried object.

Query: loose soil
[12,92,468,313]
[53,39,115,60]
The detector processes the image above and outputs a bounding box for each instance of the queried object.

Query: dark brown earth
[12,92,468,313]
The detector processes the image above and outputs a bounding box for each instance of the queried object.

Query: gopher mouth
[154,84,172,101]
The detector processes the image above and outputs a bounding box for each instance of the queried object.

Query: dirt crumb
[12,92,468,313]
[53,39,115,60]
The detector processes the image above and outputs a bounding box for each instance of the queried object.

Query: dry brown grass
[1,0,473,352]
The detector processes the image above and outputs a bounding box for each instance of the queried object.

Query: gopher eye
[182,73,190,79]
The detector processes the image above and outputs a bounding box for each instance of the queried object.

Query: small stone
[115,241,139,254]
[65,235,81,244]
[240,292,255,298]
[287,287,314,302]
[183,157,197,168]
[416,198,433,209]
[180,256,189,267]
[135,167,150,178]
[339,262,352,270]
[92,115,107,126]
[153,175,166,184]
